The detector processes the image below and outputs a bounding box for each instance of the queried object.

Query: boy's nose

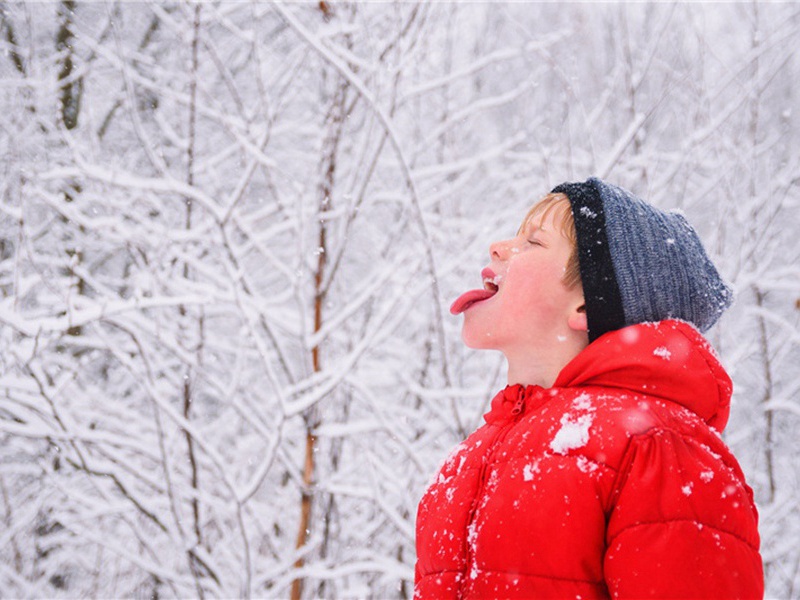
[490,238,513,260]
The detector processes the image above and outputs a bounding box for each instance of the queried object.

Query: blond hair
[518,193,581,289]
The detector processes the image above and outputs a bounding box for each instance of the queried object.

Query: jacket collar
[554,320,732,431]
[485,320,732,431]
[484,384,545,425]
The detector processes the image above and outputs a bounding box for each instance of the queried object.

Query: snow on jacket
[414,320,763,599]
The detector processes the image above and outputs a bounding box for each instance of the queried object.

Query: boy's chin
[461,324,498,349]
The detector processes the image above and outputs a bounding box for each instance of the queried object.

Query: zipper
[459,392,527,598]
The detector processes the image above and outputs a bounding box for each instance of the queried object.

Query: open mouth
[483,278,499,294]
[450,269,501,315]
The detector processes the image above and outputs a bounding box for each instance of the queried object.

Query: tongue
[450,289,496,315]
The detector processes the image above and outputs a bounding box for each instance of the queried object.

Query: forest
[0,2,798,598]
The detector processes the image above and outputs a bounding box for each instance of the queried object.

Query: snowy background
[0,2,798,598]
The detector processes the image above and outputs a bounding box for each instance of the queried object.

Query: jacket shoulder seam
[609,517,760,552]
[492,451,619,474]
[473,567,605,586]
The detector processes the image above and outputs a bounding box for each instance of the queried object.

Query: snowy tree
[0,2,797,598]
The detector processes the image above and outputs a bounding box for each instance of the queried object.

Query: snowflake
[653,346,672,360]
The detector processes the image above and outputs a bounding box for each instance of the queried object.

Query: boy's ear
[568,304,588,332]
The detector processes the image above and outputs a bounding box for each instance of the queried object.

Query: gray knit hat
[551,177,733,343]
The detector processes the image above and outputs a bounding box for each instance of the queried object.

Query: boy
[414,178,763,598]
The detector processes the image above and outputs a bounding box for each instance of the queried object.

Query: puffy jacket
[415,320,763,599]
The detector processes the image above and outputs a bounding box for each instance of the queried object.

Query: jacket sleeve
[604,428,763,599]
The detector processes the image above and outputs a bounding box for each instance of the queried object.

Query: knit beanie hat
[551,177,733,343]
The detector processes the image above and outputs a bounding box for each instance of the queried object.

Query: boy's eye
[528,238,543,246]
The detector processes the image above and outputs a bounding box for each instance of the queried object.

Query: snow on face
[460,209,584,356]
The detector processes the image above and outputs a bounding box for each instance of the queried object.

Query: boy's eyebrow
[518,210,559,237]
[523,220,550,235]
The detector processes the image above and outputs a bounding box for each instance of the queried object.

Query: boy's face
[457,208,586,354]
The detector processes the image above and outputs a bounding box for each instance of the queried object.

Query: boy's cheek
[500,292,552,321]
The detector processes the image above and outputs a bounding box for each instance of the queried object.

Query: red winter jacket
[415,320,763,599]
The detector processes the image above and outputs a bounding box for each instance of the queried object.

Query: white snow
[653,346,672,360]
[550,413,593,454]
[1,3,795,597]
[576,456,599,474]
[523,461,540,481]
[487,274,503,285]
[572,393,593,411]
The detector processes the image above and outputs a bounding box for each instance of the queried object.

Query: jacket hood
[553,320,732,431]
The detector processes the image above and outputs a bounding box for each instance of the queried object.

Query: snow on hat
[551,177,733,343]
